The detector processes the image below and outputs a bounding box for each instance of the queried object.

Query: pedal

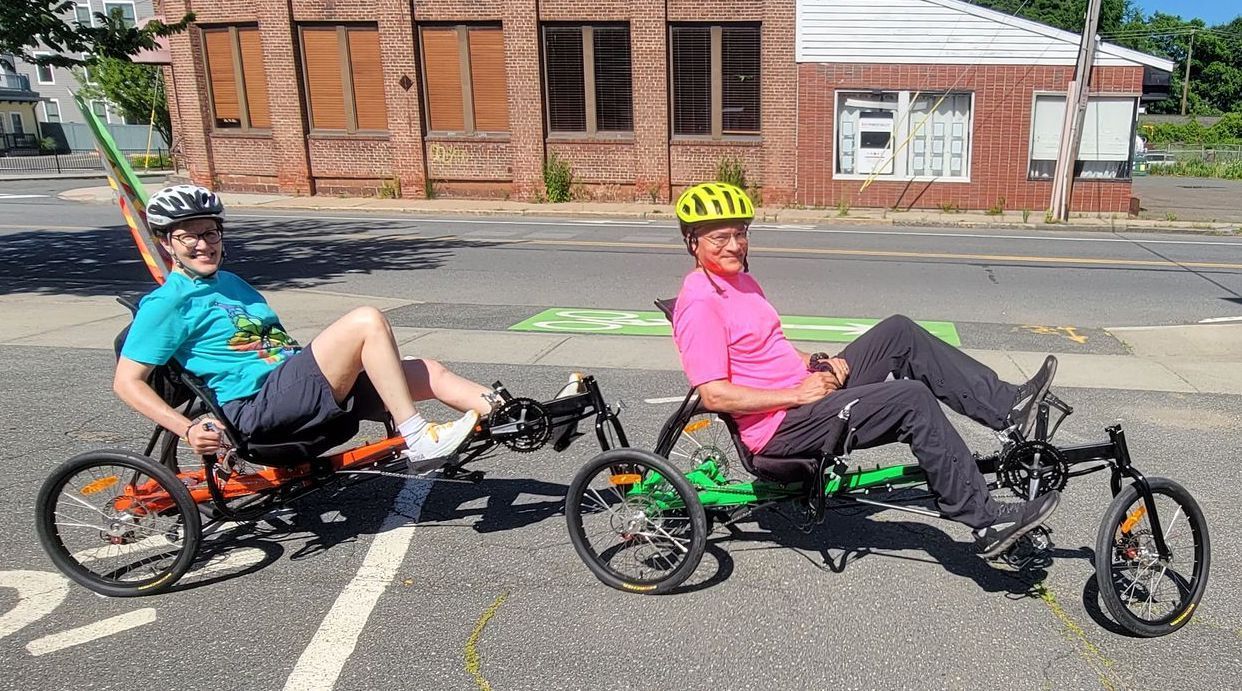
[991,525,1054,571]
[407,453,459,475]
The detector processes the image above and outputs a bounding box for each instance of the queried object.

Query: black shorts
[222,342,386,442]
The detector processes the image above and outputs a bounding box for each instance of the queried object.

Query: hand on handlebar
[809,353,850,387]
[794,372,842,405]
[185,418,224,455]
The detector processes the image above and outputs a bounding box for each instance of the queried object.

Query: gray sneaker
[975,491,1061,558]
[1009,355,1057,438]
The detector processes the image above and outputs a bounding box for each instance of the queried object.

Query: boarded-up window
[421,28,464,132]
[469,29,508,132]
[671,24,760,138]
[300,25,388,133]
[420,25,508,134]
[202,26,269,131]
[542,25,632,135]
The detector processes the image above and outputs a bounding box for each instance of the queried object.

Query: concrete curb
[56,184,1242,235]
[4,291,1242,396]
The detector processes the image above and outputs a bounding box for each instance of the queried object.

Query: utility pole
[1181,28,1195,116]
[1050,0,1104,221]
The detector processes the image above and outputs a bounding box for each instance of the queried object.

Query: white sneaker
[403,410,479,470]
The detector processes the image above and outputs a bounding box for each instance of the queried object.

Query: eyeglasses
[699,228,750,247]
[170,229,222,248]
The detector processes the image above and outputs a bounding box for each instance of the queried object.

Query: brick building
[162,0,1172,212]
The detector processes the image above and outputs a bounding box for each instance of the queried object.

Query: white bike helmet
[145,184,225,231]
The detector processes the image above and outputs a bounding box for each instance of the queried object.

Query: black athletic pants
[760,315,1021,529]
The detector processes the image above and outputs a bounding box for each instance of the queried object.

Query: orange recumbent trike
[35,296,628,597]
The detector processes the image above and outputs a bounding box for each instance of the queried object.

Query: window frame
[101,1,136,27]
[73,2,94,26]
[669,23,761,141]
[8,112,25,134]
[200,24,270,134]
[89,99,111,123]
[1027,91,1138,182]
[297,23,388,136]
[831,89,975,183]
[541,23,633,139]
[417,23,508,138]
[33,52,55,85]
[41,98,61,123]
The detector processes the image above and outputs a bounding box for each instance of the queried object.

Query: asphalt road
[2,181,1241,689]
[1,348,1239,690]
[4,178,1242,332]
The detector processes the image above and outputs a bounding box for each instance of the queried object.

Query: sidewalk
[59,183,1242,234]
[0,171,172,182]
[5,290,1242,395]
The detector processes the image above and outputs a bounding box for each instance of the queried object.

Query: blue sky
[1134,1,1239,25]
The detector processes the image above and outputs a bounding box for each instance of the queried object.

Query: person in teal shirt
[115,185,489,468]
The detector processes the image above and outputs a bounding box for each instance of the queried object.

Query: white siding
[797,0,1174,70]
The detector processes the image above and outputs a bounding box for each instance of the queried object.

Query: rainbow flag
[73,93,171,284]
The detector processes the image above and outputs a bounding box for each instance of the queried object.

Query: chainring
[997,440,1069,498]
[489,397,552,453]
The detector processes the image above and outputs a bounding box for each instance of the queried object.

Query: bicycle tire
[566,448,707,594]
[1094,477,1209,637]
[36,449,202,597]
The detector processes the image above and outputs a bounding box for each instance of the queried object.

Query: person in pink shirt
[670,182,1059,558]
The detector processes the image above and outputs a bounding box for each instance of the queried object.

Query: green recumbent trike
[564,299,1210,639]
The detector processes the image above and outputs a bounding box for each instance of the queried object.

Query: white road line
[283,478,433,691]
[0,194,49,199]
[644,396,687,404]
[751,225,1242,247]
[0,571,70,640]
[1198,316,1242,323]
[25,608,157,656]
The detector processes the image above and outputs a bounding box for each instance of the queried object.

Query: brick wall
[797,63,1144,213]
[163,0,1141,212]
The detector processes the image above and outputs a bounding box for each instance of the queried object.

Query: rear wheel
[566,449,706,594]
[36,450,202,597]
[1095,477,1209,637]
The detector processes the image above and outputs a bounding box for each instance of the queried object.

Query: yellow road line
[464,591,510,691]
[1036,583,1124,690]
[508,237,1242,271]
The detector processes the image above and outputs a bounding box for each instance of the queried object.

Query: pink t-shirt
[672,270,809,453]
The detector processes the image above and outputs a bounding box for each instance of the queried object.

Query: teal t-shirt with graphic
[121,271,301,403]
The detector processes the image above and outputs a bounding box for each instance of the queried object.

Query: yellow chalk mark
[1021,325,1089,345]
[1036,583,1124,691]
[464,591,510,691]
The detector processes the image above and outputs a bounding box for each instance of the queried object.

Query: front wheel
[566,449,707,594]
[35,450,202,597]
[1095,477,1209,637]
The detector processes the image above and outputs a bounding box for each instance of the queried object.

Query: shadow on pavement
[677,504,1094,598]
[0,218,502,297]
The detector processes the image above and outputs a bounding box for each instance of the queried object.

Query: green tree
[77,56,170,144]
[967,0,1132,35]
[0,0,192,68]
[970,2,1242,116]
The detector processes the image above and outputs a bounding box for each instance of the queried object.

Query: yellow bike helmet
[675,182,755,226]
